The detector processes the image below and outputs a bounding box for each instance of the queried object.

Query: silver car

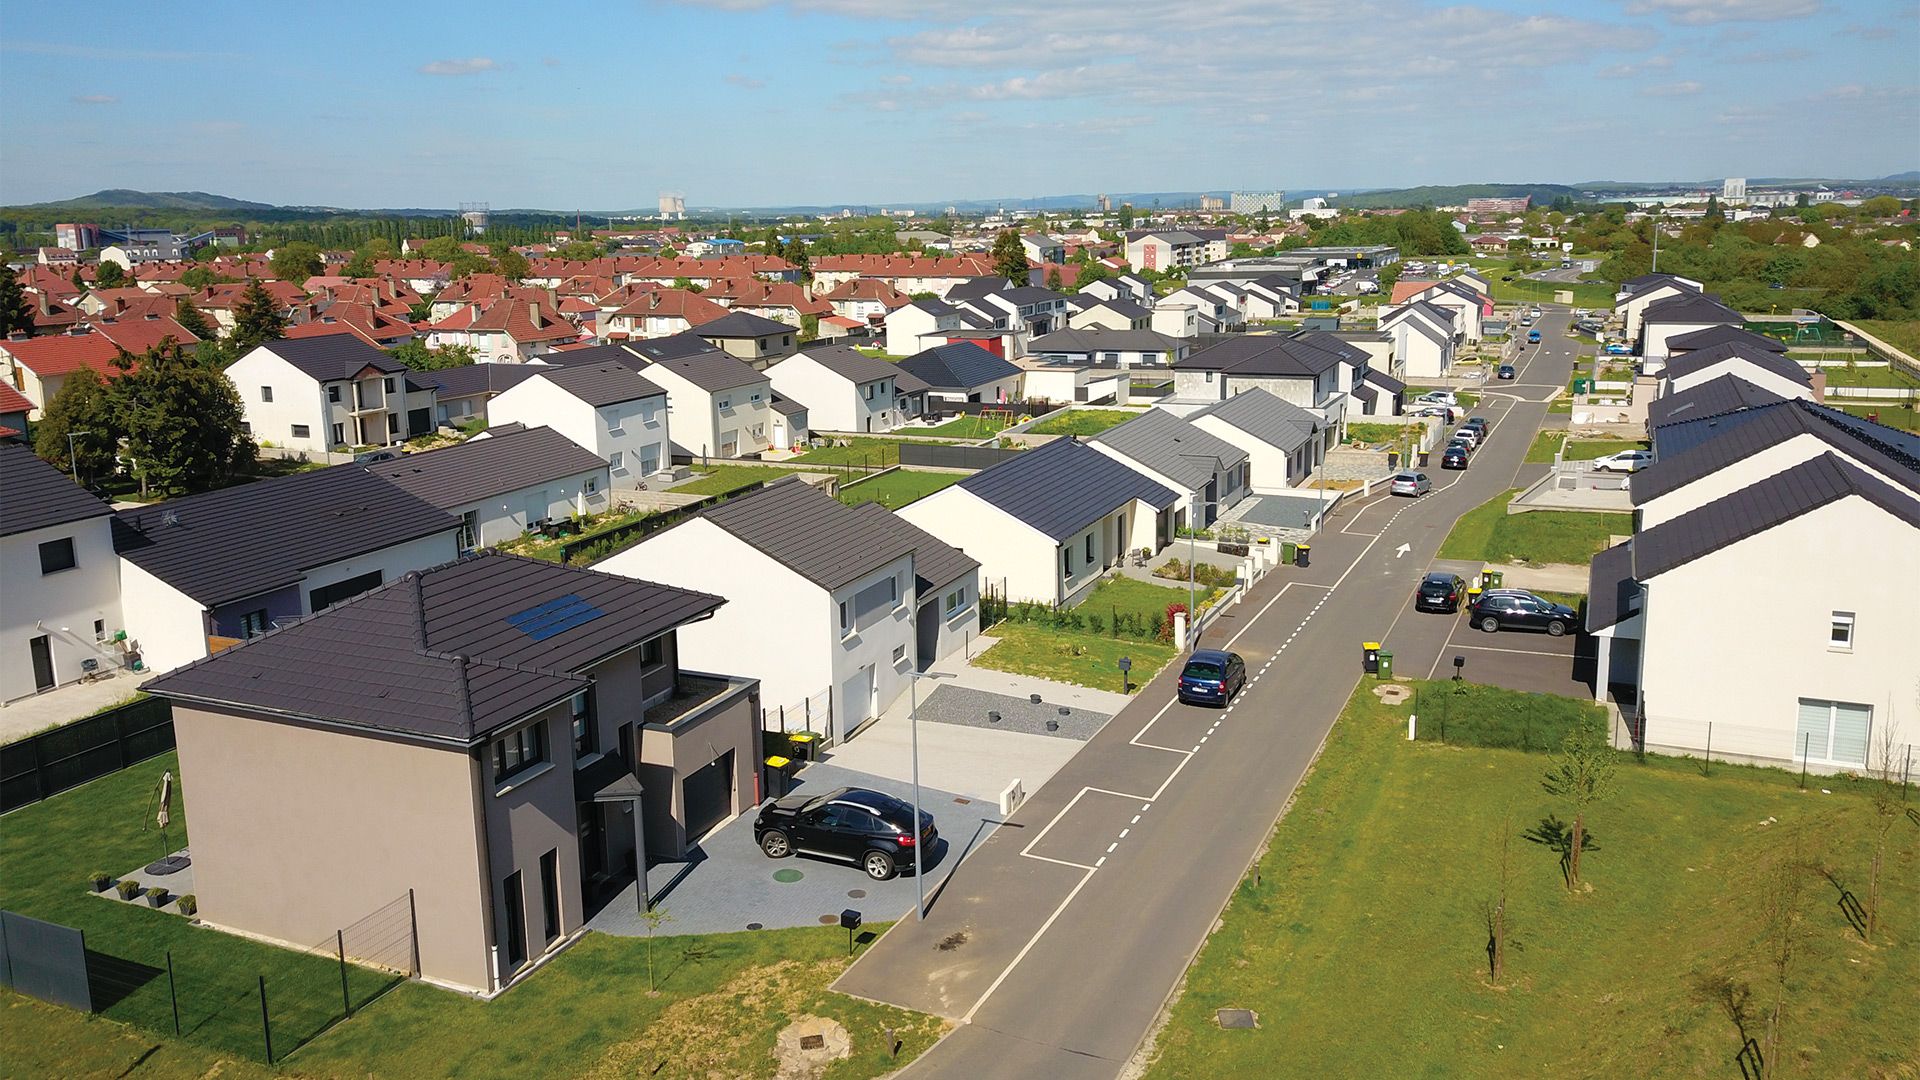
[1390,471,1432,497]
[1592,449,1655,473]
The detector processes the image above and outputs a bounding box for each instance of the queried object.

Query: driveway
[822,686,1097,802]
[1383,558,1594,698]
[587,762,1002,938]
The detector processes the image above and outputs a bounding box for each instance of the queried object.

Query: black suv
[1469,589,1578,637]
[755,786,935,881]
[1461,417,1490,438]
[1416,572,1467,613]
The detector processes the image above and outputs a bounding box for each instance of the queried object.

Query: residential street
[832,314,1582,1078]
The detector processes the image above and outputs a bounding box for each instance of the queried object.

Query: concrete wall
[0,517,123,701]
[226,348,328,453]
[637,679,761,857]
[452,465,612,548]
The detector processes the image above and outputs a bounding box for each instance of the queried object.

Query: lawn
[836,469,961,509]
[1484,274,1618,311]
[792,437,917,469]
[1523,431,1563,463]
[1081,576,1199,625]
[1851,319,1920,360]
[1816,364,1920,391]
[1023,409,1140,437]
[918,414,1024,439]
[497,506,655,563]
[1144,681,1920,1079]
[973,622,1176,694]
[669,465,798,497]
[1831,402,1920,435]
[1343,421,1409,446]
[0,753,947,1079]
[1438,489,1631,565]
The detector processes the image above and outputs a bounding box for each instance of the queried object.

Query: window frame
[569,691,596,759]
[260,385,273,402]
[37,536,77,575]
[492,720,549,784]
[291,423,311,439]
[1828,611,1855,652]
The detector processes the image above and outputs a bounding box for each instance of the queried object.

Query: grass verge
[1023,409,1140,437]
[669,465,799,497]
[1438,489,1630,565]
[918,415,1024,439]
[973,622,1175,692]
[836,469,961,509]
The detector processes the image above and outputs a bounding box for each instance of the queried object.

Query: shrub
[177,894,197,918]
[89,871,111,891]
[1085,613,1106,636]
[116,880,141,900]
[146,886,167,902]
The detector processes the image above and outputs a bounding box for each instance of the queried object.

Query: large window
[240,609,269,639]
[570,691,596,758]
[493,720,549,783]
[539,850,560,942]
[456,510,479,553]
[309,570,382,613]
[1795,699,1871,766]
[38,537,76,575]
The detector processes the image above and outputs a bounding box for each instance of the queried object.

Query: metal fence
[761,687,836,745]
[1,696,174,814]
[925,399,1064,419]
[898,442,1025,470]
[0,909,92,1011]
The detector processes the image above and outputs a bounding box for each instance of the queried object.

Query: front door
[29,635,54,691]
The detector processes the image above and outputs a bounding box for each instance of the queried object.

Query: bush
[177,894,198,918]
[145,886,167,902]
[89,871,111,891]
[116,880,141,900]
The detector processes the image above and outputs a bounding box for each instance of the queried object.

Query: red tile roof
[606,289,729,324]
[92,315,200,353]
[0,382,35,413]
[1,333,126,378]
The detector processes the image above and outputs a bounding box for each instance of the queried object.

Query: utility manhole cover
[818,914,839,925]
[847,888,867,899]
[799,1034,826,1050]
[1216,1009,1258,1029]
[746,922,764,930]
[773,868,804,883]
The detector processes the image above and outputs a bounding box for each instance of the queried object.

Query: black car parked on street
[755,786,936,880]
[1416,572,1468,613]
[1469,589,1578,637]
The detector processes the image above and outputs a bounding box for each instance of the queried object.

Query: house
[1014,355,1135,406]
[895,342,1024,405]
[1,445,125,700]
[415,362,541,429]
[1389,279,1486,343]
[1645,374,1793,432]
[114,465,462,675]
[695,311,797,367]
[1172,332,1360,417]
[1150,302,1201,340]
[1161,283,1246,333]
[0,383,30,437]
[1125,231,1208,273]
[598,289,730,342]
[821,278,912,325]
[1020,233,1065,265]
[1587,450,1917,773]
[947,283,1074,343]
[1639,294,1743,366]
[767,345,905,434]
[770,396,810,452]
[282,306,417,349]
[1069,298,1154,332]
[1663,325,1788,358]
[1379,301,1458,380]
[1658,342,1813,401]
[705,279,832,330]
[1078,274,1154,307]
[0,333,125,417]
[459,298,582,363]
[146,552,759,995]
[366,425,612,551]
[899,437,1175,606]
[489,362,671,487]
[808,253,999,297]
[884,298,965,357]
[1183,387,1323,491]
[1087,409,1250,529]
[226,336,439,453]
[1616,273,1705,342]
[1026,328,1190,370]
[597,478,977,742]
[627,346,775,459]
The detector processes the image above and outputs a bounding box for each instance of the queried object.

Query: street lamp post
[65,430,94,486]
[1175,450,1225,652]
[905,669,952,920]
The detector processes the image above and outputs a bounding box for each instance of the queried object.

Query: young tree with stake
[1540,726,1616,890]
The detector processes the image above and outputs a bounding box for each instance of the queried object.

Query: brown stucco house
[146,551,760,996]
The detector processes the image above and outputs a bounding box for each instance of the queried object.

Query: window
[331,423,344,445]
[1085,533,1095,561]
[609,451,625,471]
[1204,371,1214,383]
[749,391,762,402]
[838,600,851,636]
[93,619,106,641]
[864,384,875,400]
[387,414,399,434]
[1062,547,1074,577]
[240,609,269,639]
[892,644,907,666]
[1829,611,1855,651]
[328,385,341,403]
[539,850,560,942]
[493,720,549,783]
[718,396,731,411]
[584,477,598,494]
[570,691,596,758]
[1796,699,1872,766]
[501,871,527,968]
[260,385,273,402]
[37,537,76,575]
[383,376,396,393]
[291,424,311,439]
[640,637,664,667]
[457,510,478,553]
[310,570,382,612]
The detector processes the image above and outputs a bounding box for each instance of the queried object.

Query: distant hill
[1330,184,1583,210]
[25,189,279,212]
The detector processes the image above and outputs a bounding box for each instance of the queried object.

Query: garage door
[682,751,734,843]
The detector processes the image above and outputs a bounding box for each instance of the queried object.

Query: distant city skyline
[1,0,1915,209]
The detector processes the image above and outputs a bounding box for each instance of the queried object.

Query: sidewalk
[1,669,154,744]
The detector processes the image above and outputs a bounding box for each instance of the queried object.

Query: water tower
[459,202,489,236]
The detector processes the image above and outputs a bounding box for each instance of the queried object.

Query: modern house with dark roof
[628,347,777,459]
[147,551,759,995]
[1068,297,1154,333]
[1378,301,1458,379]
[899,437,1176,606]
[1638,293,1743,365]
[1,444,125,699]
[1026,327,1191,370]
[1616,273,1704,341]
[1087,409,1250,528]
[113,464,462,674]
[415,361,539,429]
[226,336,439,453]
[768,344,909,433]
[1664,324,1789,357]
[695,310,798,367]
[488,362,670,487]
[598,478,976,741]
[1658,342,1814,402]
[895,342,1025,405]
[1645,374,1790,432]
[1182,388,1324,491]
[367,425,612,550]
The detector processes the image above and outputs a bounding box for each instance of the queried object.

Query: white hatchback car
[1592,449,1655,473]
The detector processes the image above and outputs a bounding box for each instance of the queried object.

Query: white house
[226,336,438,453]
[1069,298,1154,332]
[489,361,671,487]
[1379,302,1458,380]
[622,346,775,460]
[1026,328,1189,370]
[113,466,461,675]
[766,345,904,434]
[1087,409,1250,529]
[1184,388,1323,492]
[1658,343,1813,402]
[1151,302,1201,340]
[1616,273,1705,342]
[597,478,978,743]
[884,298,967,357]
[1394,279,1485,343]
[899,438,1176,607]
[1161,284,1246,333]
[1020,233,1065,265]
[1639,294,1745,366]
[1,446,125,700]
[894,343,1025,405]
[365,425,612,551]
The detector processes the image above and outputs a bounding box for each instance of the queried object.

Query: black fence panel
[897,442,1026,471]
[0,697,174,814]
[0,909,93,1012]
[926,399,1064,419]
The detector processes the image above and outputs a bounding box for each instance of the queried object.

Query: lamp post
[66,430,93,486]
[905,669,952,920]
[1175,448,1225,652]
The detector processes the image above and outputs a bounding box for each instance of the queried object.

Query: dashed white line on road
[1107,842,1118,854]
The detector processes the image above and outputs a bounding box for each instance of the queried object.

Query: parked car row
[1414,578,1581,636]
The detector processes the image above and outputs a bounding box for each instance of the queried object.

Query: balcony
[349,382,389,415]
[642,671,757,731]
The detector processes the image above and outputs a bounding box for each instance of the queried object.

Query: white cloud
[1623,0,1819,25]
[724,73,766,89]
[71,94,118,105]
[1642,80,1705,96]
[1836,23,1898,40]
[1733,47,1810,62]
[418,57,502,76]
[1599,54,1675,77]
[963,66,1126,101]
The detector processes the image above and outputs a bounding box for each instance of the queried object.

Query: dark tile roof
[147,551,724,744]
[896,342,1022,392]
[532,361,665,407]
[1191,387,1318,452]
[257,335,407,382]
[998,286,1069,307]
[1027,328,1184,354]
[1633,453,1920,581]
[846,501,980,594]
[696,311,792,338]
[943,279,1009,304]
[366,426,608,509]
[417,362,540,398]
[956,437,1177,541]
[1620,273,1699,295]
[770,395,808,417]
[1363,368,1407,394]
[1178,331,1362,378]
[1647,374,1788,430]
[791,344,900,384]
[0,443,114,538]
[1666,325,1788,354]
[1585,541,1638,632]
[1663,343,1811,387]
[1634,399,1920,504]
[697,476,915,590]
[1642,293,1740,325]
[534,343,643,371]
[113,466,459,607]
[892,367,931,394]
[1080,298,1152,320]
[623,331,725,362]
[1089,408,1247,489]
[639,349,766,392]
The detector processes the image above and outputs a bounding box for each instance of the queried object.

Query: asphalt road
[833,315,1581,1079]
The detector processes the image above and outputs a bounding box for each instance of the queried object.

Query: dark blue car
[1178,649,1247,707]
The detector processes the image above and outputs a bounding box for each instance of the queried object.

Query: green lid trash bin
[1282,541,1298,565]
[1486,569,1504,588]
[1377,650,1394,680]
[1573,377,1592,394]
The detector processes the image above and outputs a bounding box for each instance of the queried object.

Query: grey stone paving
[1234,492,1333,528]
[587,762,1000,938]
[913,684,1111,741]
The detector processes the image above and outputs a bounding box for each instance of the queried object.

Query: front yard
[1022,409,1140,437]
[1438,489,1631,565]
[1144,681,1920,1078]
[1526,433,1645,463]
[971,622,1175,694]
[668,465,799,497]
[1814,363,1920,391]
[917,414,1025,439]
[792,436,954,468]
[836,469,962,509]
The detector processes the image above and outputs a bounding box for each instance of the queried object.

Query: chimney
[1810,368,1826,403]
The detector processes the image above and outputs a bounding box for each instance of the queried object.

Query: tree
[0,265,35,338]
[553,239,603,260]
[491,245,530,282]
[93,261,127,289]
[799,313,820,342]
[1045,266,1063,291]
[1704,195,1725,226]
[33,368,119,483]
[1539,725,1616,889]
[269,241,323,282]
[228,279,288,354]
[1864,715,1904,943]
[639,904,673,993]
[113,342,253,497]
[785,239,812,280]
[170,296,214,342]
[1077,261,1110,286]
[179,265,233,290]
[1117,204,1135,230]
[1757,843,1809,1076]
[1481,803,1516,986]
[387,340,477,371]
[992,229,1029,284]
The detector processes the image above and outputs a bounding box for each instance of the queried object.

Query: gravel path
[914,684,1111,741]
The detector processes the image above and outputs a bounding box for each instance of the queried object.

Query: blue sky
[1,0,1915,210]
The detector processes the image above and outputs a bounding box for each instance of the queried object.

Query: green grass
[1145,681,1920,1079]
[1023,409,1140,437]
[1523,431,1564,463]
[1815,364,1920,390]
[836,469,961,509]
[1081,576,1197,625]
[669,465,798,497]
[1438,489,1631,566]
[1850,319,1920,360]
[1343,421,1408,446]
[791,437,917,468]
[919,414,1023,438]
[973,622,1176,692]
[1408,679,1605,752]
[0,753,947,1078]
[1830,402,1920,434]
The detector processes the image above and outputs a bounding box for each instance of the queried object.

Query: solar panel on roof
[505,594,606,642]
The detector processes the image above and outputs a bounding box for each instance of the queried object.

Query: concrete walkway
[1,669,153,743]
[1494,561,1615,594]
[821,711,1083,804]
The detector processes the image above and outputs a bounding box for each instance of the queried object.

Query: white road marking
[1107,842,1119,854]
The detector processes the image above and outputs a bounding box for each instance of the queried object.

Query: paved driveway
[588,762,1001,938]
[1384,566,1595,699]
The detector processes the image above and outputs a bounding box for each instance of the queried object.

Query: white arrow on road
[1395,543,1411,558]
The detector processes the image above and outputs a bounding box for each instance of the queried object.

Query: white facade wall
[1620,284,1695,341]
[884,306,953,356]
[1644,320,1738,364]
[900,488,1059,605]
[923,573,981,667]
[1388,323,1452,380]
[227,349,329,453]
[594,394,671,485]
[1637,499,1918,772]
[297,532,461,616]
[1186,414,1304,492]
[767,356,900,433]
[1,518,123,701]
[451,467,612,549]
[1151,304,1199,339]
[117,559,214,676]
